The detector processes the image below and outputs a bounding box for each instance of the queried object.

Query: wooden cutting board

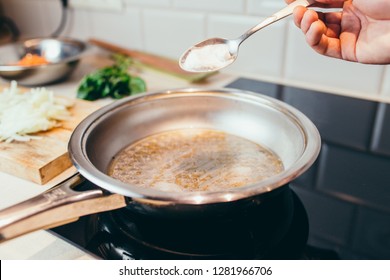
[0,98,101,184]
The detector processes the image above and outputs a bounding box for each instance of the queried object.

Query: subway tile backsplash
[207,15,286,77]
[143,9,205,58]
[124,0,172,8]
[1,0,389,102]
[172,0,245,13]
[247,0,286,16]
[381,66,390,97]
[284,22,385,98]
[90,8,144,50]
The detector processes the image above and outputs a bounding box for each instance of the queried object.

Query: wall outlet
[69,0,122,12]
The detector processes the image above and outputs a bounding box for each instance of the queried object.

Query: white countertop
[0,49,236,260]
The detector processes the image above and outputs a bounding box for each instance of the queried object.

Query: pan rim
[69,87,321,205]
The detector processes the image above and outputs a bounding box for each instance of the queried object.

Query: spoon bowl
[179,38,240,73]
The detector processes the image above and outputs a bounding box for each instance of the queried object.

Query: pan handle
[0,173,127,244]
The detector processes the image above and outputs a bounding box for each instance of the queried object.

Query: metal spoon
[179,0,316,73]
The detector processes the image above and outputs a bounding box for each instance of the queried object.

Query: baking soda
[181,43,234,72]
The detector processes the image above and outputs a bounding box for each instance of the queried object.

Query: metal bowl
[0,37,87,86]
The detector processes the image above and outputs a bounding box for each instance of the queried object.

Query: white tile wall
[124,0,172,8]
[1,0,389,102]
[143,9,205,59]
[89,7,143,50]
[381,66,390,97]
[247,0,286,16]
[63,9,91,40]
[284,22,384,97]
[173,0,245,13]
[208,14,286,77]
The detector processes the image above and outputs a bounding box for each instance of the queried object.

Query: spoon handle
[238,0,315,42]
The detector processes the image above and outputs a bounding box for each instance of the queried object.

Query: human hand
[285,0,390,64]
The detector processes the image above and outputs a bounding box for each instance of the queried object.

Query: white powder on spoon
[181,43,234,72]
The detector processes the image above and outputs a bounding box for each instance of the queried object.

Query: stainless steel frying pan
[0,88,321,243]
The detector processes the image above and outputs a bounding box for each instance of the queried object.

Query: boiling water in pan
[108,129,283,192]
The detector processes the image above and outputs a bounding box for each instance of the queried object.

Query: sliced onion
[0,81,73,143]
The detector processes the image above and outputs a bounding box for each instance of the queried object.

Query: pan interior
[107,128,285,192]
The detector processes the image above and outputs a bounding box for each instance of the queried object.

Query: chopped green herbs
[77,54,146,101]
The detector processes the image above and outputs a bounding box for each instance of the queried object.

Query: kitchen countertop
[0,49,236,260]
